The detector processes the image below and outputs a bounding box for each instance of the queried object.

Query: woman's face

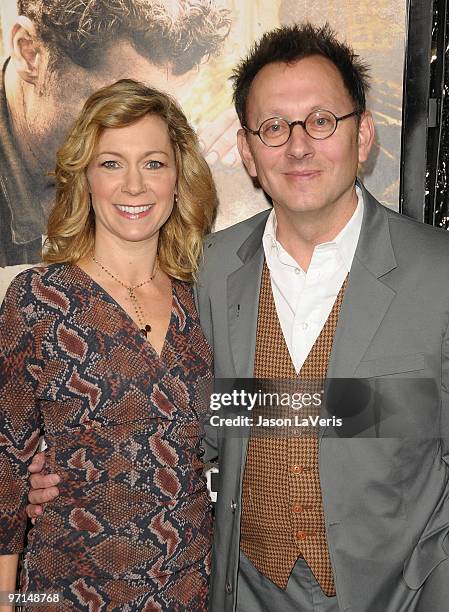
[86,114,177,249]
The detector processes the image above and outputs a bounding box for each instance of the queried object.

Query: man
[26,23,449,612]
[0,0,231,266]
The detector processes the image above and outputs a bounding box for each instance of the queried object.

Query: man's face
[22,40,196,173]
[237,56,374,223]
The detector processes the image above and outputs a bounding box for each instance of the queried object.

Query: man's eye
[262,121,286,136]
[146,160,163,169]
[314,117,331,127]
[101,160,119,168]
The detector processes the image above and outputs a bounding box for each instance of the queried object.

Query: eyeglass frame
[243,109,361,147]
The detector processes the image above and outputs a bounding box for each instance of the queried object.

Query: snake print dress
[0,264,213,611]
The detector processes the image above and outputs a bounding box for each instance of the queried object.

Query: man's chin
[275,198,328,217]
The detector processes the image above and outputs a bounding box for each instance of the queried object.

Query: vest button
[225,581,233,594]
[296,530,308,541]
[292,503,303,513]
[291,464,303,474]
[230,499,237,512]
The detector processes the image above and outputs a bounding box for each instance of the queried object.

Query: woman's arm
[0,273,42,561]
[0,553,19,612]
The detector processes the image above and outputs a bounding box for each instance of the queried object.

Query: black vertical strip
[433,5,449,228]
[399,0,434,221]
[425,0,448,225]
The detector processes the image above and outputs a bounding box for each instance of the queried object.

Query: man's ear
[357,110,375,164]
[10,16,41,84]
[237,128,257,178]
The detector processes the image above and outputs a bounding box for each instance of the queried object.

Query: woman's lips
[114,204,154,219]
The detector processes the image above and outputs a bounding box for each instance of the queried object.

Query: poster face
[0,0,405,300]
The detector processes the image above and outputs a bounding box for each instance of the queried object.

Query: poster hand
[198,108,241,167]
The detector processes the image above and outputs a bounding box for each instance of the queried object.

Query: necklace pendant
[140,324,152,338]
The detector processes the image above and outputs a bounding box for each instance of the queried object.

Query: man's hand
[26,452,60,519]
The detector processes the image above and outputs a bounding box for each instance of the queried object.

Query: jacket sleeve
[194,282,219,464]
[0,275,42,554]
[403,319,449,589]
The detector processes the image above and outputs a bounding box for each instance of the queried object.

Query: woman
[0,79,216,610]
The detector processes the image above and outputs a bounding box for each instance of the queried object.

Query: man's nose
[122,166,147,195]
[285,123,315,159]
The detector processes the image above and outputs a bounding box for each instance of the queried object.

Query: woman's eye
[101,160,120,168]
[145,160,163,169]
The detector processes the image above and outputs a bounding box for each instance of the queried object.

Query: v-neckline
[70,263,175,361]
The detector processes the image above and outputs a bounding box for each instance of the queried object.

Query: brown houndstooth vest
[239,263,347,596]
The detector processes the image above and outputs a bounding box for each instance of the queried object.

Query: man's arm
[440,320,449,466]
[403,319,449,589]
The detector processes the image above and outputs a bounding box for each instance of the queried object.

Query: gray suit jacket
[196,182,449,612]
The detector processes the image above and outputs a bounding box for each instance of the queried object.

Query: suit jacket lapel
[327,183,397,381]
[224,186,397,422]
[227,213,268,378]
[327,258,396,380]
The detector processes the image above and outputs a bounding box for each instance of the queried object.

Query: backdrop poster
[0,1,405,301]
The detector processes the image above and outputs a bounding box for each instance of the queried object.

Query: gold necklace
[92,255,158,338]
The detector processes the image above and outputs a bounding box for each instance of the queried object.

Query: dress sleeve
[0,274,42,554]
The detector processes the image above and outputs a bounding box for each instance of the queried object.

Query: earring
[174,194,178,205]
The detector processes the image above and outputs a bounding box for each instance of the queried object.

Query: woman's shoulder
[3,263,76,313]
[171,278,201,319]
[172,278,195,302]
[6,263,69,294]
[8,262,68,284]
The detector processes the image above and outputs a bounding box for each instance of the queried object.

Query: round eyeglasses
[244,109,361,147]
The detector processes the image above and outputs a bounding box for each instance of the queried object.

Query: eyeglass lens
[259,110,337,145]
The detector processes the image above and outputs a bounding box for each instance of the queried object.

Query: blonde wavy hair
[44,78,217,281]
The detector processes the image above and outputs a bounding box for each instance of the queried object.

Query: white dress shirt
[262,187,363,373]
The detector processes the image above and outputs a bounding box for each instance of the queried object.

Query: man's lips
[282,170,322,179]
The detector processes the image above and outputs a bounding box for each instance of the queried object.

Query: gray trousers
[236,551,340,612]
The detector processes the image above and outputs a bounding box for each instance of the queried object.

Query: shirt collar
[262,185,364,272]
[331,185,364,271]
[262,206,280,253]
